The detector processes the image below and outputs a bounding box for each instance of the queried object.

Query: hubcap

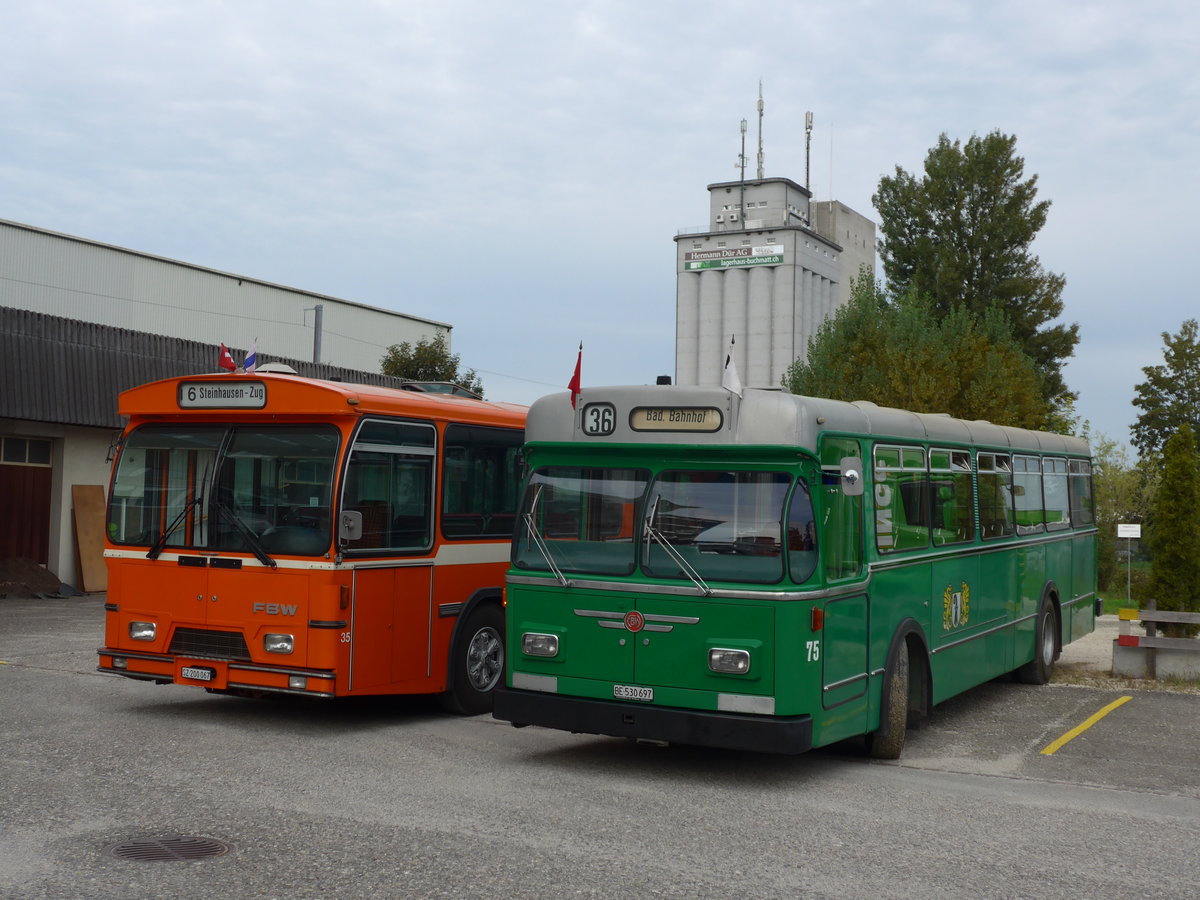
[466,626,503,692]
[1041,614,1055,666]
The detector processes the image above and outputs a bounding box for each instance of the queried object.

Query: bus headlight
[522,633,559,658]
[708,648,751,675]
[128,621,157,641]
[264,633,294,654]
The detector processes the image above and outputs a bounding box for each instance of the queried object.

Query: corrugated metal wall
[0,307,424,429]
[0,218,449,370]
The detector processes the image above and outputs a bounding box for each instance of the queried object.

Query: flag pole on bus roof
[722,335,742,398]
[568,342,583,409]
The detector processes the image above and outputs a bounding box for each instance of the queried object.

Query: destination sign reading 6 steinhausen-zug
[178,381,267,409]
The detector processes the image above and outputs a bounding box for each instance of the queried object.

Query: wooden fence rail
[1117,598,1200,679]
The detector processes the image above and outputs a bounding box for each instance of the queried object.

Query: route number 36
[582,403,616,436]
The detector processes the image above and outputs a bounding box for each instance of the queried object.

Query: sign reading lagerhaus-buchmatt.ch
[684,244,784,270]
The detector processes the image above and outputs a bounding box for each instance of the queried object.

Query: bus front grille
[169,628,251,661]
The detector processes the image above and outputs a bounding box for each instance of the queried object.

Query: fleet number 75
[806,640,820,662]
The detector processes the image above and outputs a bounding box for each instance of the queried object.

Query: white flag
[721,335,742,397]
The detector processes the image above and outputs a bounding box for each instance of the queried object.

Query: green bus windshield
[514,466,649,576]
[644,470,791,584]
[513,465,817,585]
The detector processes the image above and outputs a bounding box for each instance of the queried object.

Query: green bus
[492,385,1097,757]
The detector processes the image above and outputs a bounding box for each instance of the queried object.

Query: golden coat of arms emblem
[943,582,970,630]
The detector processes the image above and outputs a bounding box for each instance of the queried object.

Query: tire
[1017,597,1057,685]
[439,604,505,716]
[866,640,909,760]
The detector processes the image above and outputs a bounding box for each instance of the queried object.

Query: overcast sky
[3,1,1196,450]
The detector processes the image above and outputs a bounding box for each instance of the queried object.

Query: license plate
[181,666,215,682]
[613,684,653,702]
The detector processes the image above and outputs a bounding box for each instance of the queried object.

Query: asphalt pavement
[3,595,1200,900]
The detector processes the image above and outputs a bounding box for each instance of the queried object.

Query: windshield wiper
[147,460,212,560]
[521,483,571,587]
[146,495,202,560]
[214,500,277,569]
[643,495,711,596]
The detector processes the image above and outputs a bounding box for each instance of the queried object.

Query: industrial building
[674,177,875,390]
[0,219,452,589]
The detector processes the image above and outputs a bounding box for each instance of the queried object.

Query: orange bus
[97,371,526,712]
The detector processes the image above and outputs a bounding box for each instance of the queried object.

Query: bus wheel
[440,604,505,716]
[1017,597,1057,685]
[866,640,909,760]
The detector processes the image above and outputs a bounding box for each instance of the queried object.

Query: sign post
[1116,523,1142,608]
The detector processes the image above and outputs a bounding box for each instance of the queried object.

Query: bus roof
[117,372,527,428]
[526,386,1088,456]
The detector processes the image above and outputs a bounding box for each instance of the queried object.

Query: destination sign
[178,381,267,410]
[629,406,723,432]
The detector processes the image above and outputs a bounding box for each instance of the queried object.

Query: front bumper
[97,648,336,698]
[493,687,813,755]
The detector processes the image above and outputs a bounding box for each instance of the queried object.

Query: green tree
[380,333,484,397]
[1091,434,1154,593]
[782,272,1050,429]
[1146,425,1200,636]
[873,130,1078,406]
[1131,318,1200,458]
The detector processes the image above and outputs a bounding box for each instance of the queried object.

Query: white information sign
[178,381,267,409]
[1117,523,1142,539]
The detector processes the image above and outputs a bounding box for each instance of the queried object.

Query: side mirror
[339,510,363,543]
[840,457,864,497]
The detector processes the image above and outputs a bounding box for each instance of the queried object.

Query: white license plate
[613,684,653,702]
[181,666,215,682]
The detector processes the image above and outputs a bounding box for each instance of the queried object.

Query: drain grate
[108,835,232,862]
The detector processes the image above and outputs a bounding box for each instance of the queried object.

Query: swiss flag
[218,343,237,372]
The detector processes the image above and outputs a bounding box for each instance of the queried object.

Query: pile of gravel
[0,557,80,598]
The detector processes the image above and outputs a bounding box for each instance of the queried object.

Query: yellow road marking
[1040,696,1133,755]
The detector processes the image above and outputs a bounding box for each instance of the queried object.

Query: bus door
[349,564,433,691]
[340,417,439,692]
[821,594,868,712]
[817,442,868,739]
[929,449,990,688]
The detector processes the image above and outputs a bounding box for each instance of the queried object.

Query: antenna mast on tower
[756,81,765,180]
[738,118,748,216]
[805,111,814,191]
